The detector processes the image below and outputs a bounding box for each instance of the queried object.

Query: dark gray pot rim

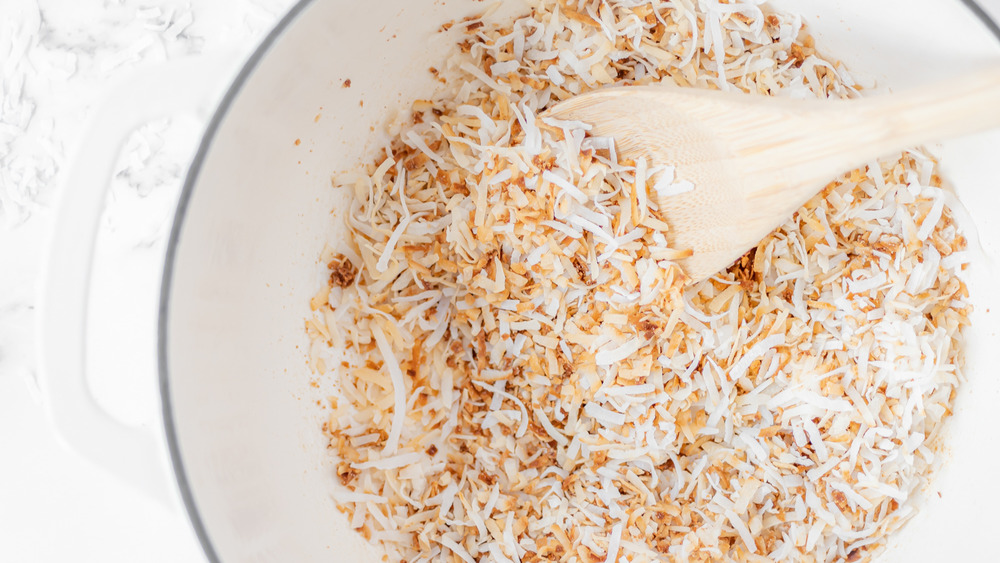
[157,2,1000,561]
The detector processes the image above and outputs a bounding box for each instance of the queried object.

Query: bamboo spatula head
[545,69,1000,283]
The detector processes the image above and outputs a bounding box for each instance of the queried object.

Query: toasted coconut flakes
[439,536,477,563]
[605,522,624,562]
[371,323,407,455]
[849,271,887,294]
[313,2,971,562]
[353,452,424,470]
[595,336,644,365]
[584,401,627,427]
[917,193,946,242]
[729,333,785,380]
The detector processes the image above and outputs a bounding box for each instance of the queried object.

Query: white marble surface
[2,0,1000,562]
[0,1,295,561]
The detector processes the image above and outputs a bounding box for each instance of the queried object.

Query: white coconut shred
[307,1,971,561]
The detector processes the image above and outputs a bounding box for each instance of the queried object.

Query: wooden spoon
[546,68,1000,283]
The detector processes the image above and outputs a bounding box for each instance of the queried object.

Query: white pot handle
[38,52,243,506]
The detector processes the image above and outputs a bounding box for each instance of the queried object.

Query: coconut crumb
[328,254,358,288]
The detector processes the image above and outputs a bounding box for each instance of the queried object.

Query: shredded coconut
[307,2,971,562]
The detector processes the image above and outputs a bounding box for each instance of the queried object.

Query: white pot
[41,0,1000,561]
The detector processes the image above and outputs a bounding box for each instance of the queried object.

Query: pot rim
[157,1,313,560]
[156,1,1000,561]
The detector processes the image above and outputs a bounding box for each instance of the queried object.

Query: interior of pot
[161,0,1000,561]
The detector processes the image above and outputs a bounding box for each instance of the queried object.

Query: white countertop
[0,1,295,560]
[2,1,999,562]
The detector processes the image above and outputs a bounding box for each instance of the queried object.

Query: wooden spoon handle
[849,65,1000,154]
[743,65,1000,200]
